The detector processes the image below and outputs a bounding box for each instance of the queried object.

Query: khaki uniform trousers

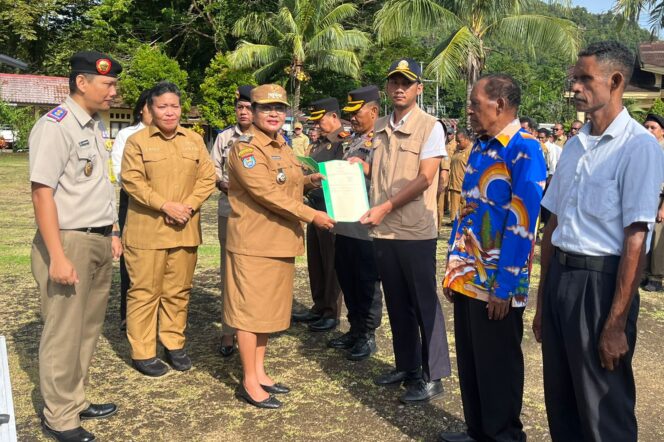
[437,172,450,227]
[124,245,198,360]
[218,215,235,336]
[31,230,112,431]
[649,222,664,279]
[306,224,342,319]
[449,190,463,223]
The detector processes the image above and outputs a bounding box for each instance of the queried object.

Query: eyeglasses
[255,104,287,114]
[553,127,562,132]
[571,127,581,131]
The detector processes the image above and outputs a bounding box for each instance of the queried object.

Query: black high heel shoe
[219,335,236,357]
[235,383,282,409]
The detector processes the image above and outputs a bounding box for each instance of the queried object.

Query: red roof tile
[639,41,664,67]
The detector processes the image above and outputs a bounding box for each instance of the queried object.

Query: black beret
[235,85,254,103]
[645,113,664,129]
[342,85,380,112]
[387,58,422,82]
[69,51,122,77]
[307,97,340,121]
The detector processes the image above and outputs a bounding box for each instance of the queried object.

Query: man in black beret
[29,50,122,442]
[291,97,349,331]
[211,84,255,357]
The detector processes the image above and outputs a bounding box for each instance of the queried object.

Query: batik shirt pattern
[443,120,546,307]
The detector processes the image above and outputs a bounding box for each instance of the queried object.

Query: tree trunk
[464,49,482,129]
[293,76,301,117]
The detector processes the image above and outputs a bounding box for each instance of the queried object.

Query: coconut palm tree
[374,0,580,121]
[614,0,664,34]
[228,0,370,113]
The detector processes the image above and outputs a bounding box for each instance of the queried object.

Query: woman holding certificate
[225,84,335,409]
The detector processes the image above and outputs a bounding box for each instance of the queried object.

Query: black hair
[147,82,181,107]
[519,116,537,130]
[537,128,551,137]
[479,74,521,109]
[578,40,635,84]
[456,128,469,138]
[68,73,94,94]
[132,88,152,125]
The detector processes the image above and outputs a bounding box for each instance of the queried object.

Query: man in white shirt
[533,41,664,442]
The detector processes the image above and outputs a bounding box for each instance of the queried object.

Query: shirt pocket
[581,178,620,221]
[398,142,420,174]
[180,148,200,176]
[143,149,168,179]
[75,146,98,182]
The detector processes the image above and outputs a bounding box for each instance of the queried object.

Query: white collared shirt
[389,109,447,160]
[545,141,562,176]
[542,108,664,256]
[111,122,145,185]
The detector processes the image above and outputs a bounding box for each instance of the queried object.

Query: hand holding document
[319,160,370,222]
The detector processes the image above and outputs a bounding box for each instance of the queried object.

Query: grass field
[1,152,663,441]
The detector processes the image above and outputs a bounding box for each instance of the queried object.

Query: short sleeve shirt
[542,108,664,255]
[29,96,117,229]
[211,125,245,217]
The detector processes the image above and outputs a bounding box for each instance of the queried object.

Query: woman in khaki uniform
[225,84,334,408]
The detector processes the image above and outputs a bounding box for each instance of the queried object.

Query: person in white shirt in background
[110,88,153,330]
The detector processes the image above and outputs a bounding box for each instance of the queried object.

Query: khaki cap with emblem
[251,84,289,106]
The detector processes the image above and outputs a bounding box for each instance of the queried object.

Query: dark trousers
[118,189,130,321]
[542,254,638,442]
[454,294,526,442]
[334,235,383,335]
[306,224,342,319]
[373,238,451,381]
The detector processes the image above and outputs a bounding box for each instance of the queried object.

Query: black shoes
[132,357,169,377]
[374,368,421,386]
[79,403,117,420]
[41,420,96,442]
[399,379,444,404]
[327,331,357,349]
[438,432,477,442]
[308,317,339,332]
[219,335,235,357]
[261,383,290,394]
[236,383,282,409]
[347,335,376,361]
[164,348,192,371]
[291,309,322,322]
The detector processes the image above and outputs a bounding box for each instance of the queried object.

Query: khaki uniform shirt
[211,125,245,217]
[441,139,457,171]
[554,135,567,148]
[291,133,310,157]
[226,127,317,258]
[121,125,216,249]
[29,96,117,229]
[370,106,439,240]
[448,144,471,192]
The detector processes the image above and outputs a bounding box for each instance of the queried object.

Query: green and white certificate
[319,160,369,222]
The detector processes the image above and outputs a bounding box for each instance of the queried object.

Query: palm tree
[614,0,664,34]
[228,0,370,113]
[374,0,580,122]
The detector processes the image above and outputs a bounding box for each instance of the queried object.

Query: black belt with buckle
[68,225,113,236]
[555,248,620,274]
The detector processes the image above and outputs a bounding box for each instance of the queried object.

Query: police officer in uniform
[210,85,254,357]
[121,82,216,377]
[224,84,334,408]
[30,51,123,442]
[328,86,383,360]
[292,97,349,331]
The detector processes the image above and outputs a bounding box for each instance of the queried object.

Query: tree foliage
[0,100,37,151]
[199,53,256,130]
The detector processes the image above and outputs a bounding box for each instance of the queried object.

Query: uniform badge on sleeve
[46,107,68,122]
[242,155,256,169]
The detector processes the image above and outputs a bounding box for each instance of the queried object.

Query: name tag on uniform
[79,140,90,148]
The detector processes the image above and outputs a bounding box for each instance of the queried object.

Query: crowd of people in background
[26,39,664,442]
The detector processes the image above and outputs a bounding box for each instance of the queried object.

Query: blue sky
[572,0,654,31]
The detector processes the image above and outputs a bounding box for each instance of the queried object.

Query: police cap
[235,85,254,104]
[342,85,380,112]
[386,58,422,83]
[307,97,340,121]
[645,113,664,129]
[70,51,122,77]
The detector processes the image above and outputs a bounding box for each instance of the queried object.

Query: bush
[0,100,37,152]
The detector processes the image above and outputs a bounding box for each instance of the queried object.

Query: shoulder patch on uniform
[242,155,256,169]
[46,107,67,122]
[238,147,254,157]
[238,134,254,143]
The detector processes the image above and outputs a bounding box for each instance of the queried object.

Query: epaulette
[46,106,68,123]
[238,133,254,143]
[219,124,234,133]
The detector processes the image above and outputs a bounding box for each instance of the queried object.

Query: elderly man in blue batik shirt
[440,74,547,442]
